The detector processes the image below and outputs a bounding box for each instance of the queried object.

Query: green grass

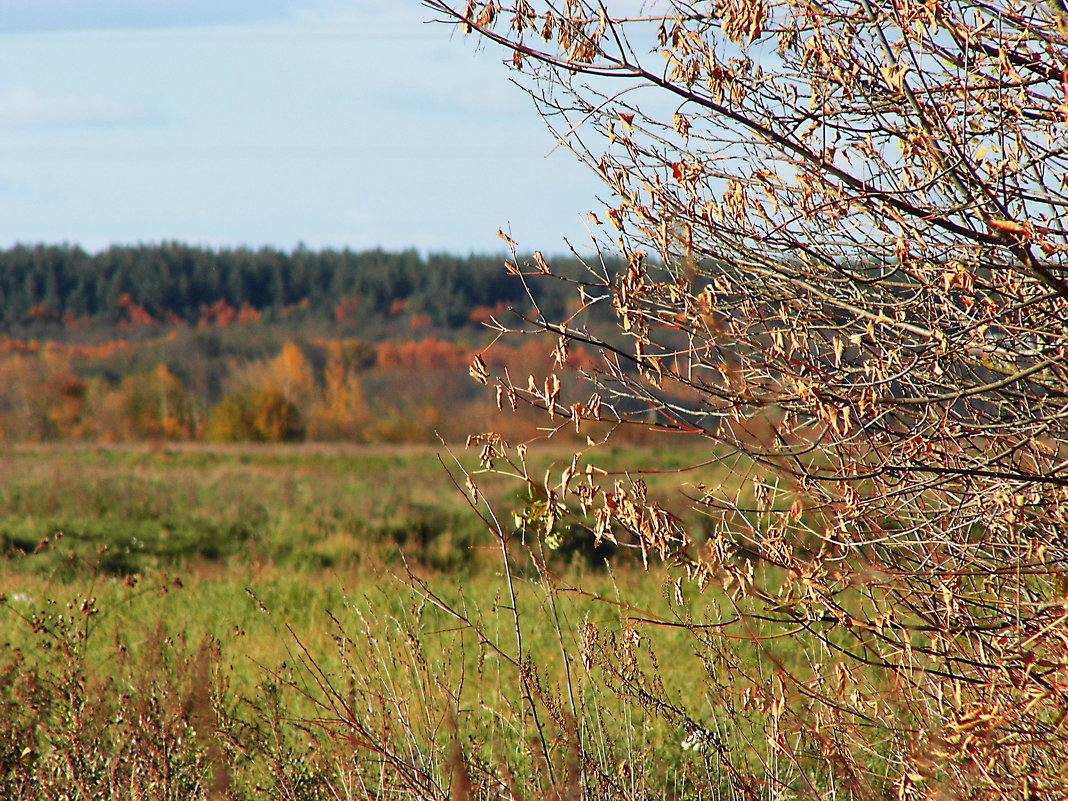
[0,443,493,576]
[0,440,737,576]
[0,441,762,799]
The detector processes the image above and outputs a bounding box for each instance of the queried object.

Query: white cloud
[0,86,165,130]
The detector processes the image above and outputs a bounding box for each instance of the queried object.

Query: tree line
[0,242,600,333]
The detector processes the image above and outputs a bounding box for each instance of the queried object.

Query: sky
[0,0,608,256]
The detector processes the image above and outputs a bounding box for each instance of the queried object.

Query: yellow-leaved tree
[207,342,313,442]
[307,340,371,441]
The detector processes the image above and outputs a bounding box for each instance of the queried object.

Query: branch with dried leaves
[430,0,1068,797]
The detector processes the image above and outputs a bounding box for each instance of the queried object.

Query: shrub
[206,388,303,443]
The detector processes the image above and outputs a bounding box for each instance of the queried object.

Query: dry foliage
[426,0,1068,797]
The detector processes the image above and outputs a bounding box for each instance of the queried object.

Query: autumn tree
[116,364,195,440]
[0,348,93,441]
[307,340,371,440]
[267,342,316,407]
[207,342,314,443]
[426,0,1068,797]
[225,341,316,409]
[205,387,303,443]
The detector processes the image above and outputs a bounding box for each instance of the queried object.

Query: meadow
[0,441,761,800]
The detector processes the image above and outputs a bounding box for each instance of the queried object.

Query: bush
[206,388,303,443]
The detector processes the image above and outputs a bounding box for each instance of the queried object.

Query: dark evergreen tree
[0,242,617,333]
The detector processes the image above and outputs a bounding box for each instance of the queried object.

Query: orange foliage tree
[227,341,317,407]
[375,337,470,370]
[0,350,89,440]
[268,342,316,406]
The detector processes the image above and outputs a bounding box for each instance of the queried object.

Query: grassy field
[0,441,767,800]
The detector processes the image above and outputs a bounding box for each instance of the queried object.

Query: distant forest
[0,242,605,334]
[0,243,621,444]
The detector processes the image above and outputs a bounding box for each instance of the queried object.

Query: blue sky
[0,1,606,255]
